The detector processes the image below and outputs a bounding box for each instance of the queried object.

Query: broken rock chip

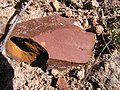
[6,15,95,67]
[56,77,68,90]
[50,0,61,11]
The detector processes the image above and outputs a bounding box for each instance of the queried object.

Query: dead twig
[0,0,33,52]
[102,33,112,54]
[82,8,113,85]
[82,39,112,85]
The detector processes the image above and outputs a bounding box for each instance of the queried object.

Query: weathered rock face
[10,15,75,38]
[32,25,95,64]
[6,15,95,67]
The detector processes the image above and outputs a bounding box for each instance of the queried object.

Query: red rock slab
[6,15,95,65]
[32,25,95,64]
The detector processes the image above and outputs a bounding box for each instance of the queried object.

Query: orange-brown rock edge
[6,15,95,66]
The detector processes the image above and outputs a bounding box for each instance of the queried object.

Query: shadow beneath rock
[0,53,14,90]
[30,51,49,72]
[10,36,49,72]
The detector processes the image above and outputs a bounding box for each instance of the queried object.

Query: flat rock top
[11,15,75,38]
[32,25,95,64]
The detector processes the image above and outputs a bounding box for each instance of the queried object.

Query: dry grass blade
[0,0,33,52]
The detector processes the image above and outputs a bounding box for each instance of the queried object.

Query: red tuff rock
[6,15,95,67]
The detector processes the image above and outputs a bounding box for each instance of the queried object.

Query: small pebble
[96,25,104,35]
[83,18,89,28]
[51,0,60,11]
[51,69,59,76]
[92,0,99,7]
[73,21,84,30]
[77,67,85,80]
[104,62,109,74]
[56,77,68,90]
[65,9,72,17]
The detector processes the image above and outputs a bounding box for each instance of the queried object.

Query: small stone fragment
[83,18,89,28]
[50,0,60,11]
[92,0,99,7]
[77,67,85,80]
[73,21,84,29]
[65,9,73,17]
[47,4,54,12]
[104,62,109,74]
[92,16,99,26]
[51,69,59,76]
[56,77,68,90]
[96,25,104,35]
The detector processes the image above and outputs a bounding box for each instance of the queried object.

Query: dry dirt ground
[0,0,120,90]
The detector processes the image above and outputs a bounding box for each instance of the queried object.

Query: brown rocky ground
[0,0,120,90]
